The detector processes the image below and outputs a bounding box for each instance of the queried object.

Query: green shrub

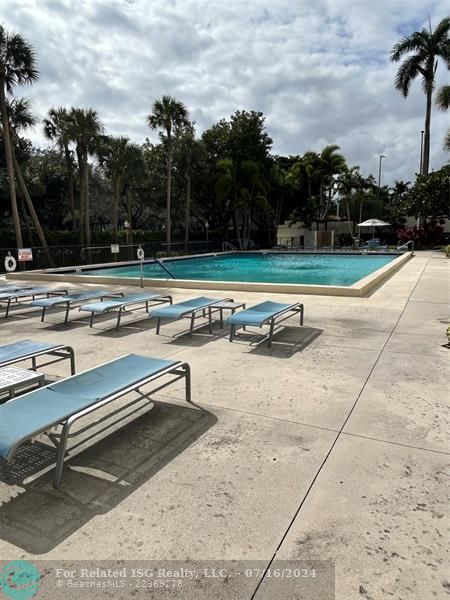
[445,245,450,258]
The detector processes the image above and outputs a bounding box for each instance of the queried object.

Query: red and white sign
[18,248,33,262]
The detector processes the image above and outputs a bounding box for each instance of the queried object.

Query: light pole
[333,182,340,218]
[124,220,130,245]
[377,154,386,218]
[419,130,424,175]
[205,220,210,248]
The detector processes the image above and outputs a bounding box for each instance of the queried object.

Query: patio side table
[0,367,45,401]
[210,301,246,329]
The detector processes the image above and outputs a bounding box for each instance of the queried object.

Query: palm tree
[5,97,54,266]
[174,121,200,245]
[147,96,189,253]
[317,145,347,219]
[436,85,450,151]
[43,107,76,229]
[391,18,450,175]
[0,24,38,249]
[99,135,142,241]
[68,107,103,247]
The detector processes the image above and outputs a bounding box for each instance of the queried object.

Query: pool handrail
[151,257,176,279]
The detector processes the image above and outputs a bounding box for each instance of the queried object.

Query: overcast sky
[3,0,450,184]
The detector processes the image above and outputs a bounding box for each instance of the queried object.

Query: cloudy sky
[4,0,450,184]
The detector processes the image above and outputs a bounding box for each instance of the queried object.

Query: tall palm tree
[391,18,450,175]
[5,97,54,266]
[317,145,347,219]
[0,24,38,249]
[68,107,103,247]
[436,85,450,151]
[147,96,189,253]
[99,135,142,241]
[43,107,76,229]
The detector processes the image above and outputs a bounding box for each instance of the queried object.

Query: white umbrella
[357,218,390,239]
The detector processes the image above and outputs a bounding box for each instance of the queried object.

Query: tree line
[0,19,449,258]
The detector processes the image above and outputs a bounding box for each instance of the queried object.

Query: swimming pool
[8,251,412,297]
[81,253,396,287]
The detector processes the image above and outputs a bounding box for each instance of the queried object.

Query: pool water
[81,253,396,286]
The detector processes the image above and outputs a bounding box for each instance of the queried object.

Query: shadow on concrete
[0,305,43,321]
[242,326,323,358]
[0,401,216,554]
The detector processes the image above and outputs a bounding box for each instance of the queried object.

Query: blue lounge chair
[32,289,123,324]
[227,301,304,346]
[79,292,173,329]
[0,339,75,375]
[0,284,32,294]
[0,354,191,488]
[149,296,232,337]
[0,287,69,318]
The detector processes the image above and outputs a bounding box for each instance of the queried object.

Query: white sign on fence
[18,248,33,262]
[111,244,120,254]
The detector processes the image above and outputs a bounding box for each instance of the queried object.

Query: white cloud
[3,0,449,183]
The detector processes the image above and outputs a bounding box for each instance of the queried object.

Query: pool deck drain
[0,250,448,600]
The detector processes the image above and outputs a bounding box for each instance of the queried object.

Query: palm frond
[390,30,428,62]
[394,54,423,96]
[436,85,450,110]
[0,28,39,91]
[445,129,450,152]
[6,96,36,131]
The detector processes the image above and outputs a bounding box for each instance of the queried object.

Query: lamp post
[419,130,424,175]
[124,220,130,245]
[332,182,340,218]
[205,220,210,248]
[377,154,386,218]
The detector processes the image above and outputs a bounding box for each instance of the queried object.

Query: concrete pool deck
[0,250,448,599]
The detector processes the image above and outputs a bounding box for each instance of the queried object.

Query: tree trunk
[64,146,76,230]
[13,152,55,267]
[112,175,120,242]
[20,195,34,246]
[166,141,172,256]
[0,81,23,249]
[76,147,85,246]
[84,157,91,249]
[184,172,191,246]
[126,189,134,246]
[422,81,433,175]
[345,198,353,236]
[232,210,242,249]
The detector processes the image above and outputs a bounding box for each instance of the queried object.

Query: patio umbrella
[357,218,390,239]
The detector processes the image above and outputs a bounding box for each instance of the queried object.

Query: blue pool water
[81,253,396,286]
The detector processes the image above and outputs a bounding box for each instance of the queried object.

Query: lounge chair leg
[116,309,122,330]
[68,347,76,375]
[5,299,11,319]
[41,307,46,322]
[229,325,235,342]
[90,313,94,328]
[268,320,275,346]
[64,303,70,324]
[189,313,195,337]
[156,318,161,334]
[208,307,212,334]
[184,363,192,403]
[53,421,70,489]
[300,304,304,326]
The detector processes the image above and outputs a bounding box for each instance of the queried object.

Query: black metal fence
[0,240,223,274]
